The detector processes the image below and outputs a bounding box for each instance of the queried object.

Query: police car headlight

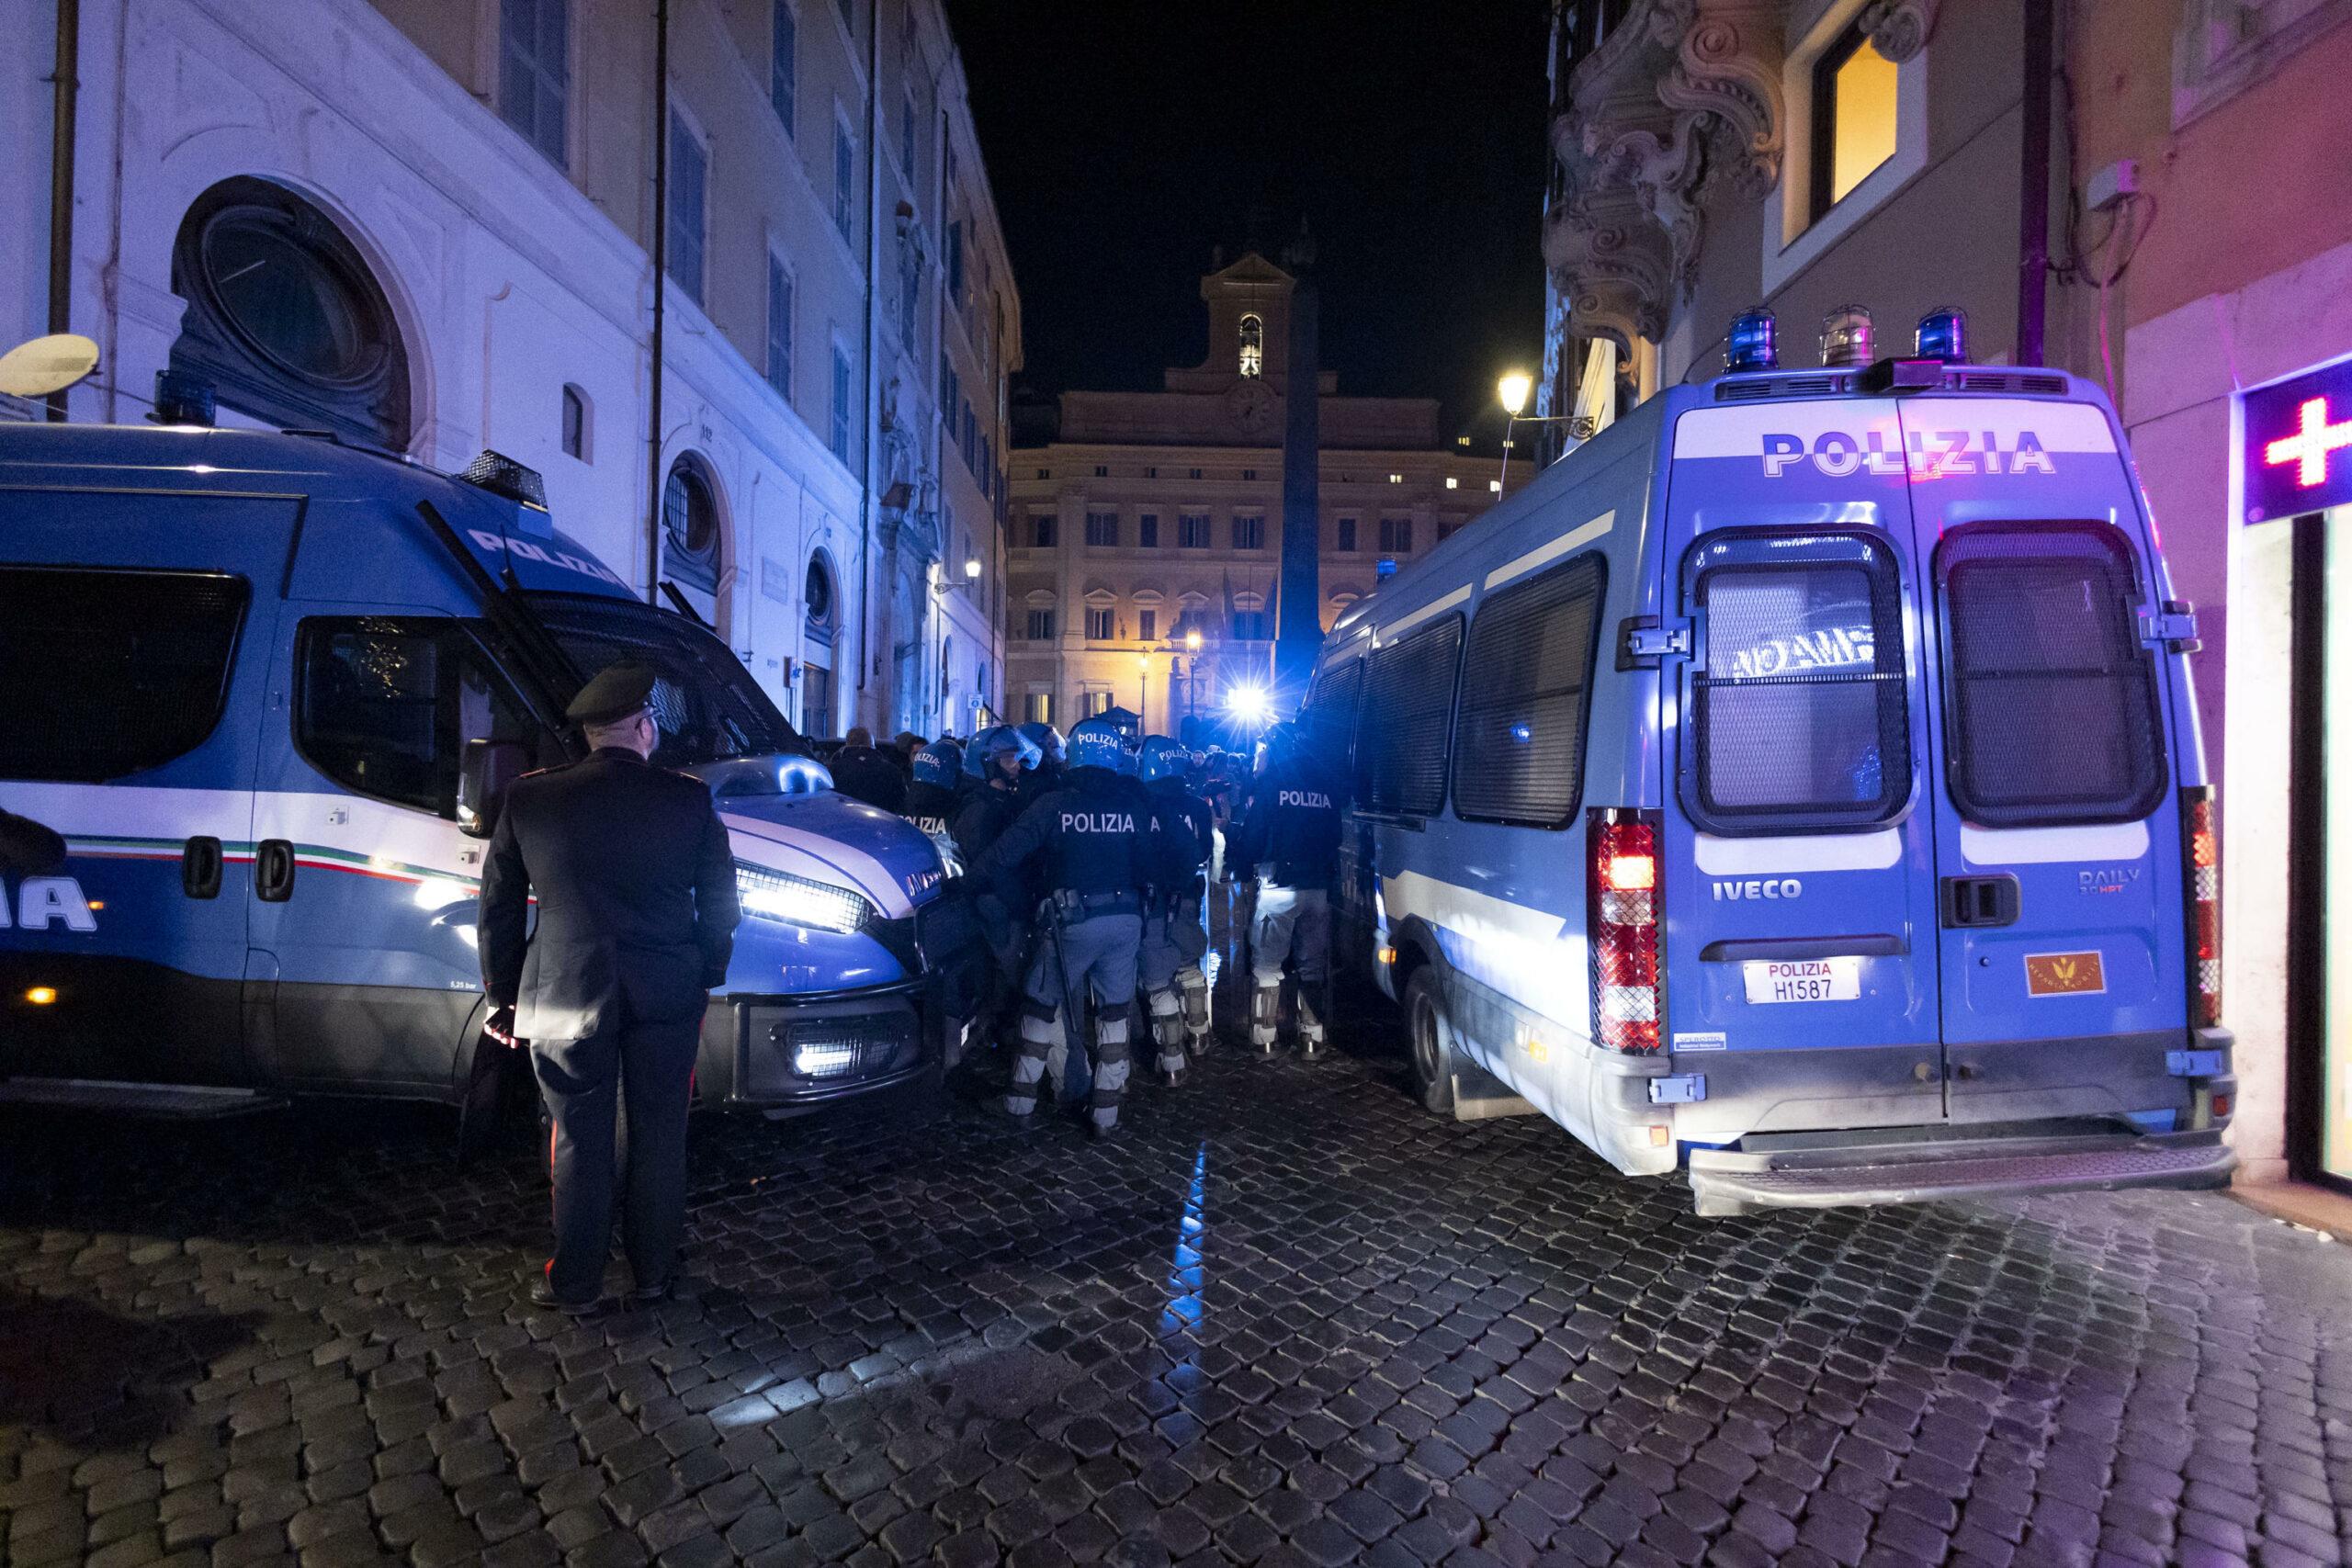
[735,863,872,933]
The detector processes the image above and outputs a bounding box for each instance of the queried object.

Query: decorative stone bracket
[1544,0,1935,347]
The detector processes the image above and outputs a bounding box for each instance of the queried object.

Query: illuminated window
[1238,313,1264,378]
[1810,25,1898,220]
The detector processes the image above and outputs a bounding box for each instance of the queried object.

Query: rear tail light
[2184,789,2221,1027]
[1589,808,1662,1054]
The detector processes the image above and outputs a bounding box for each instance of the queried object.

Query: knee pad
[1148,990,1185,1049]
[1297,992,1325,1044]
[1096,1004,1132,1052]
[1250,977,1281,1044]
[1177,968,1209,1030]
[1018,1004,1060,1054]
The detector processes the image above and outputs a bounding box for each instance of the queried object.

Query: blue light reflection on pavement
[1159,1141,1208,1338]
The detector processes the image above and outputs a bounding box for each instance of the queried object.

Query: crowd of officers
[824,713,1342,1141]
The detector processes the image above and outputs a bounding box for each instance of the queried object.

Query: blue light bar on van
[458,450,549,511]
[1725,308,1777,373]
[1916,307,1968,363]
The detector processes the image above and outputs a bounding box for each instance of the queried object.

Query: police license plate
[1744,957,1860,1004]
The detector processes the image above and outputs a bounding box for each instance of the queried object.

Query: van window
[1939,523,2166,825]
[1689,532,1909,829]
[0,567,249,782]
[297,619,550,817]
[1303,659,1363,786]
[1453,554,1606,828]
[526,593,803,765]
[1355,617,1462,817]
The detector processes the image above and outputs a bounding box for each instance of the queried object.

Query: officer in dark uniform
[479,661,741,1313]
[829,727,908,812]
[1015,720,1067,805]
[901,739,964,868]
[974,716,1170,1137]
[1224,721,1342,1055]
[1136,736,1215,1081]
[951,725,1036,869]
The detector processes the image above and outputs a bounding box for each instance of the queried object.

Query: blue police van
[1304,310,2235,1214]
[0,423,982,1125]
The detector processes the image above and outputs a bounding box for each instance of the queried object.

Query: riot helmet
[1067,716,1136,774]
[913,739,962,788]
[1138,735,1189,784]
[1017,720,1067,767]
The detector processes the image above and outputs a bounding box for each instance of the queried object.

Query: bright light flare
[1498,371,1533,417]
[736,864,869,933]
[24,987,57,1006]
[1604,854,1656,892]
[1225,683,1272,725]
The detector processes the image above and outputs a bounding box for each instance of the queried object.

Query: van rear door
[1659,400,1949,1136]
[1897,399,2192,1127]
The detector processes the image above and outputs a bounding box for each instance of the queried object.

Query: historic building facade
[2,0,1018,739]
[1536,0,2352,1184]
[1005,254,1523,737]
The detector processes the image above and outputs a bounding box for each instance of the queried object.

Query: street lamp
[1137,649,1150,733]
[963,556,981,582]
[1497,370,1533,490]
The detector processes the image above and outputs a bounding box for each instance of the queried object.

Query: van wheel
[1406,970,1456,1116]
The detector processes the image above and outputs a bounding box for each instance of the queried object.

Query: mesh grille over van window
[1303,660,1363,788]
[1939,523,2166,825]
[1690,536,1909,829]
[1453,555,1606,828]
[1355,617,1462,817]
[0,568,248,782]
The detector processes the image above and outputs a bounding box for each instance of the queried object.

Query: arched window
[560,384,590,460]
[1238,312,1263,378]
[167,176,411,448]
[661,456,721,593]
[804,553,836,645]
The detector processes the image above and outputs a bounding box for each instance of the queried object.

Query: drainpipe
[2016,0,2053,366]
[45,0,80,423]
[644,0,671,604]
[855,0,881,722]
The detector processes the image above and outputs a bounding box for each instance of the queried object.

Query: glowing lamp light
[1184,629,1202,652]
[1225,683,1272,725]
[1604,854,1657,892]
[1497,371,1533,418]
[1915,306,1967,363]
[24,987,57,1006]
[2265,397,2352,488]
[963,557,982,581]
[1820,304,1874,368]
[1725,307,1777,373]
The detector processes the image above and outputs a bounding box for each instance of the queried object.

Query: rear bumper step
[1688,1133,2236,1215]
[0,1077,288,1118]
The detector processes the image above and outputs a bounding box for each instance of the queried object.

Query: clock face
[1227,379,1277,434]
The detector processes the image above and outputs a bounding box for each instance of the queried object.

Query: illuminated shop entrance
[2254,357,2352,1190]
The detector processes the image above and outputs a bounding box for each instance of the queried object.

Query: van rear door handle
[254,840,297,903]
[1700,934,1906,961]
[1941,874,2018,928]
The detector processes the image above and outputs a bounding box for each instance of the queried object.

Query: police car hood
[717,790,945,919]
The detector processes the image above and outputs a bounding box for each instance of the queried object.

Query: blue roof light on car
[1916,307,1968,363]
[1725,308,1778,373]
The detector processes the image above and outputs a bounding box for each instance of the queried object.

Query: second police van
[0,424,983,1131]
[1304,308,2236,1214]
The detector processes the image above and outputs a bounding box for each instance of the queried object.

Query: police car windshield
[524,594,806,767]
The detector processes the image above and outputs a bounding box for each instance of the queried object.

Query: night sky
[944,1,1553,446]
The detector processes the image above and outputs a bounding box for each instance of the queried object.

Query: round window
[199,213,372,382]
[662,461,720,591]
[804,558,834,626]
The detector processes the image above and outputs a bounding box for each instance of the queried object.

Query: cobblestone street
[5,1022,2352,1568]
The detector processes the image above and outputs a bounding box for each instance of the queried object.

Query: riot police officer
[1016,720,1067,804]
[1137,735,1215,1082]
[1224,721,1341,1055]
[974,716,1170,1137]
[479,660,741,1312]
[901,739,964,869]
[951,724,1037,869]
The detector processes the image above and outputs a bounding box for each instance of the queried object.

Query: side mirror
[458,739,529,839]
